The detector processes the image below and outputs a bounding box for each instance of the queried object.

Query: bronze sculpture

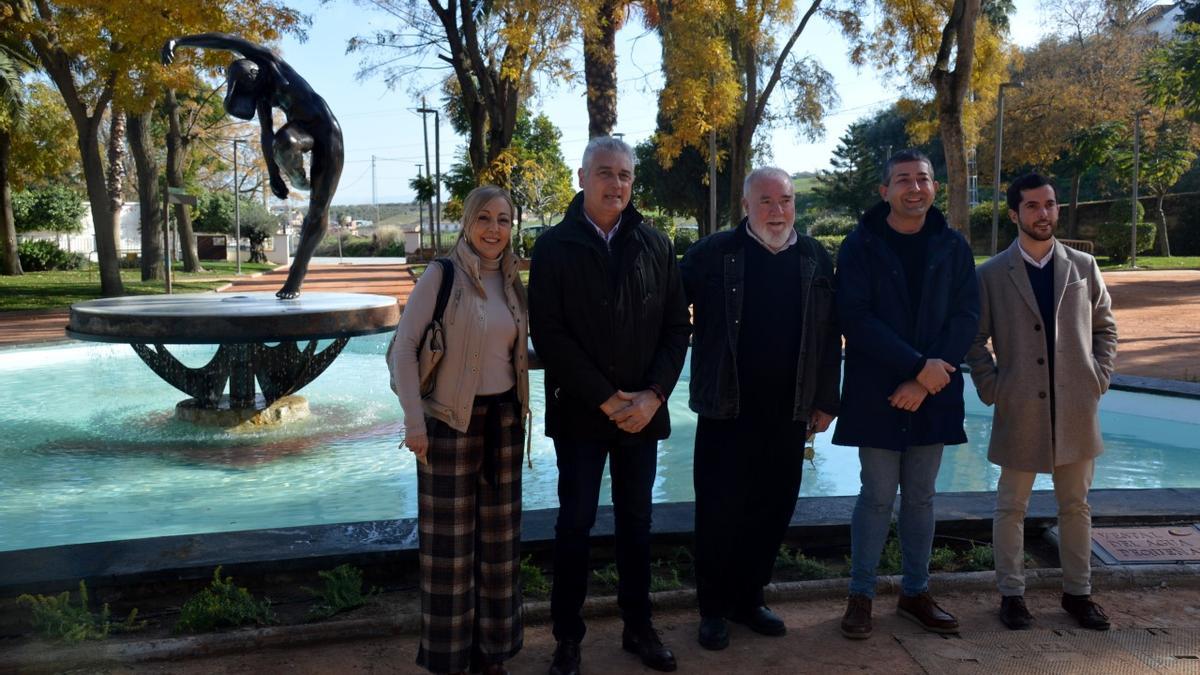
[162,33,344,299]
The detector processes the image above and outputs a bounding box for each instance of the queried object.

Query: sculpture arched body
[163,33,344,299]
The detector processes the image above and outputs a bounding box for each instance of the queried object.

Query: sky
[275,0,1057,206]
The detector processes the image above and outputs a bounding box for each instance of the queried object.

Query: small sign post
[163,188,197,294]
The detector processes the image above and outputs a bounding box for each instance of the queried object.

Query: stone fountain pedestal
[66,292,399,428]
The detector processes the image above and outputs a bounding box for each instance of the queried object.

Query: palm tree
[0,42,32,275]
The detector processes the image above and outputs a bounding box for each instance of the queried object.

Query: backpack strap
[431,258,454,321]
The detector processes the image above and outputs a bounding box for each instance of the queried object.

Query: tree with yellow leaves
[7,0,305,293]
[656,0,839,232]
[349,0,573,186]
[849,0,1015,242]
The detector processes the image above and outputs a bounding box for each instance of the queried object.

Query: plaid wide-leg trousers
[415,391,524,674]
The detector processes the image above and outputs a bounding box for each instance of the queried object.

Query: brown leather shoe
[897,592,959,633]
[1062,593,1110,630]
[840,594,873,639]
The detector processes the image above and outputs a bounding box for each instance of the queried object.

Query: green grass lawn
[0,261,277,312]
[972,255,1200,270]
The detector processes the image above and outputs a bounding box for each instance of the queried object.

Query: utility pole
[233,138,243,274]
[991,81,1023,256]
[708,128,717,237]
[1131,109,1147,269]
[416,163,424,253]
[420,96,444,251]
[372,154,379,225]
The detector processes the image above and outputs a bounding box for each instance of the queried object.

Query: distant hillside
[298,202,423,225]
[793,173,820,194]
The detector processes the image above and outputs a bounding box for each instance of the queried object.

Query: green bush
[775,545,833,580]
[929,546,958,572]
[958,544,996,572]
[520,555,551,600]
[1096,221,1156,263]
[673,226,699,255]
[176,566,274,633]
[969,203,1016,254]
[1108,198,1145,224]
[807,214,856,237]
[17,239,85,271]
[813,235,846,259]
[305,564,376,621]
[17,580,144,642]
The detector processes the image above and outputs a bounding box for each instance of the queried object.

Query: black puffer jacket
[528,192,691,442]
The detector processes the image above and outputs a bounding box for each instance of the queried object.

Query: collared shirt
[1018,239,1054,269]
[584,210,622,250]
[746,222,798,254]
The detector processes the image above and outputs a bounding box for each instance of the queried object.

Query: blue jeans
[849,444,944,598]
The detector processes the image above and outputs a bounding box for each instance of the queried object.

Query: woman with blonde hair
[389,185,529,675]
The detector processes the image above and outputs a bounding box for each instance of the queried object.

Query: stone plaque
[1091,525,1200,564]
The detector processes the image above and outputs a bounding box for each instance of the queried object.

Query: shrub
[17,239,84,271]
[176,566,274,633]
[1108,198,1145,224]
[969,203,1016,254]
[929,546,958,572]
[959,544,996,572]
[1096,221,1156,263]
[520,555,551,600]
[305,564,376,621]
[807,214,856,237]
[17,580,144,642]
[674,226,699,255]
[775,545,833,580]
[814,235,845,259]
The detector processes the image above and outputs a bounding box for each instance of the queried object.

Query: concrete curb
[5,564,1199,673]
[213,267,276,293]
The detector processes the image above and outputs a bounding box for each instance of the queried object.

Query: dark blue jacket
[679,220,841,421]
[832,202,980,450]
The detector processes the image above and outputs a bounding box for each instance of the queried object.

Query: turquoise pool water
[1,333,1197,552]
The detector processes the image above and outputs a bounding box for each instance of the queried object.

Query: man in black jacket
[679,167,841,650]
[529,136,690,675]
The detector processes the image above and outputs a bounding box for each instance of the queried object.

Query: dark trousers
[550,438,658,641]
[693,415,806,618]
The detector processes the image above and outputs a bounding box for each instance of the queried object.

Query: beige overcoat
[965,240,1118,473]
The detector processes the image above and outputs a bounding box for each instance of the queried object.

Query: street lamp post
[232,138,244,274]
[1131,109,1148,269]
[416,103,442,253]
[991,81,1023,256]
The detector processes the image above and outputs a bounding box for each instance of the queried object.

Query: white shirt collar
[1018,240,1055,269]
[746,221,798,254]
[584,210,622,249]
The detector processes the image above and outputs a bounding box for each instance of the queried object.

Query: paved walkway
[2,264,1198,383]
[119,584,1200,674]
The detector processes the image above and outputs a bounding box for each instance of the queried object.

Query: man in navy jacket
[835,150,979,640]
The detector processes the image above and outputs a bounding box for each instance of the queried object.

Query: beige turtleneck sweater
[478,255,518,395]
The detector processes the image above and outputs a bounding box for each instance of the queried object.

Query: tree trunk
[27,13,123,296]
[106,106,127,260]
[938,106,971,243]
[584,0,620,138]
[930,0,980,245]
[164,89,203,272]
[127,110,163,281]
[726,118,752,232]
[79,117,123,295]
[1067,171,1082,239]
[0,128,22,275]
[1157,191,1172,256]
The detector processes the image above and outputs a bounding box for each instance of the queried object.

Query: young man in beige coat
[967,173,1118,631]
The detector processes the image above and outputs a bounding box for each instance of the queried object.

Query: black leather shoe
[548,639,581,675]
[622,623,677,672]
[1062,593,1110,630]
[729,605,787,637]
[999,595,1034,630]
[698,616,729,650]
